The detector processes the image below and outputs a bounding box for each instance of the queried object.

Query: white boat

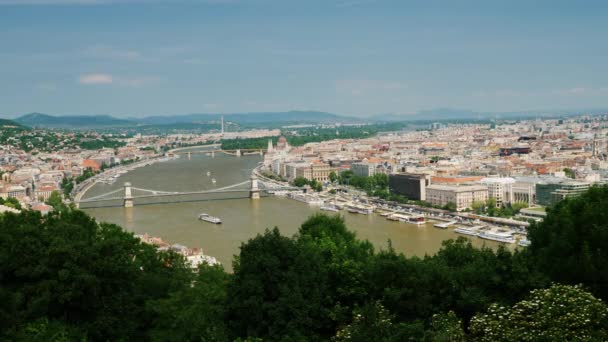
[198,213,222,224]
[320,204,340,212]
[454,226,479,236]
[388,213,408,221]
[518,238,531,247]
[434,220,457,229]
[478,230,515,244]
[211,178,217,184]
[346,205,373,215]
[206,171,211,176]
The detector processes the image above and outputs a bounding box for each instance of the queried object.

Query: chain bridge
[75,176,300,209]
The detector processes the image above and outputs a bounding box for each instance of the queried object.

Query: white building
[480,177,515,207]
[426,184,488,211]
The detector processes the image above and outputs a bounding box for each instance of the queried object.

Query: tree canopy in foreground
[2,185,608,340]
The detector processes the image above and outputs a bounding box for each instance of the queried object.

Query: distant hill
[16,113,134,128]
[137,111,360,125]
[376,108,608,122]
[13,111,361,128]
[0,118,27,129]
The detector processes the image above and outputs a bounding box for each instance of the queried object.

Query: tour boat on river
[320,204,340,212]
[454,226,480,236]
[478,230,515,244]
[198,213,222,224]
[346,204,373,215]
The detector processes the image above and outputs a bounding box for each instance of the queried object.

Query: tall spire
[268,139,274,152]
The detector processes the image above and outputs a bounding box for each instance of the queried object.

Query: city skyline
[1,0,607,117]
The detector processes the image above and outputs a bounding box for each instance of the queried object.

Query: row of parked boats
[453,225,530,246]
[285,191,531,247]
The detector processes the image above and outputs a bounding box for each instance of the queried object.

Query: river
[83,147,502,271]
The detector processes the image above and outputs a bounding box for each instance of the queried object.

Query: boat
[434,220,457,229]
[454,226,480,236]
[288,193,324,205]
[320,204,340,212]
[387,213,408,221]
[518,238,531,247]
[346,205,373,215]
[206,171,211,176]
[478,230,515,244]
[211,178,217,184]
[404,214,426,225]
[198,213,222,224]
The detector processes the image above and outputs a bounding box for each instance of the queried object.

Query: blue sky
[0,0,607,117]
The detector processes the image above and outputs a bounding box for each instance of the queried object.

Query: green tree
[45,191,65,211]
[149,264,230,341]
[226,227,326,340]
[563,167,576,179]
[0,196,22,210]
[469,284,608,341]
[528,185,608,300]
[292,177,309,187]
[333,302,424,342]
[0,210,193,340]
[471,200,486,214]
[329,171,338,183]
[443,201,457,212]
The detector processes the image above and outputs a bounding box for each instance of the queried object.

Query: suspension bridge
[75,176,300,209]
[169,148,267,159]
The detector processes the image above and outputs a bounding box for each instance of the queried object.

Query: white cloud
[79,73,159,86]
[80,73,113,84]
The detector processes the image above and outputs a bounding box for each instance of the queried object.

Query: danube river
[83,148,501,270]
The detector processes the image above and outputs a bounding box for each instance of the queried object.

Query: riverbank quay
[72,155,176,202]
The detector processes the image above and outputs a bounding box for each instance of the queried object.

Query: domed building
[276,136,288,150]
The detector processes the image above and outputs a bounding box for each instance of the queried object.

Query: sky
[0,0,607,118]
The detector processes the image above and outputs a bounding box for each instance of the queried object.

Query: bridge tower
[250,175,260,199]
[124,182,134,208]
[236,149,241,157]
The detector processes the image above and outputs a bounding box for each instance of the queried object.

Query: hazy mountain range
[10,108,608,129]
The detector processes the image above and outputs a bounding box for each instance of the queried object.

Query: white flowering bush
[469,284,608,341]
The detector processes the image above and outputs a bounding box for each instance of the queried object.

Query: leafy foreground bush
[469,284,608,341]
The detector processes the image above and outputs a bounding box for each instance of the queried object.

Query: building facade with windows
[426,184,488,211]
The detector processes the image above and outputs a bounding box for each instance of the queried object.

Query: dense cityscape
[3,0,608,340]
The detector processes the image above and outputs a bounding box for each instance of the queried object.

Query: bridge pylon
[124,182,134,208]
[250,175,260,199]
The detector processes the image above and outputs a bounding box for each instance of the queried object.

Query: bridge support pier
[124,182,134,208]
[236,149,241,157]
[250,175,260,199]
[211,150,215,158]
